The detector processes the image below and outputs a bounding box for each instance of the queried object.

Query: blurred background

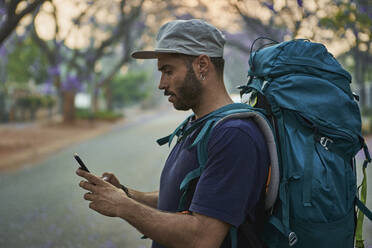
[0,0,371,247]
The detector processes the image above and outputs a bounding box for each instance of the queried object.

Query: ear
[194,55,210,79]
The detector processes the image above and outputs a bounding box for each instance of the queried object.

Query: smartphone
[74,153,90,172]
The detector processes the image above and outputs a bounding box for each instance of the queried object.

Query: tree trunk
[63,91,76,123]
[92,86,99,114]
[354,47,366,107]
[105,80,113,112]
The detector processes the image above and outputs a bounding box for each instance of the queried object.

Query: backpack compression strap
[355,142,372,248]
[268,101,298,247]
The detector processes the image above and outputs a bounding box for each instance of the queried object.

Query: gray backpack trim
[215,112,279,210]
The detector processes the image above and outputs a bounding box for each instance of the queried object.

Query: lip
[168,95,175,102]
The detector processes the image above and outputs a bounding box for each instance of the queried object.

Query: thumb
[101,172,112,181]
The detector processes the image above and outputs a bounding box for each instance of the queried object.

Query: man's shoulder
[208,116,269,154]
[212,117,261,137]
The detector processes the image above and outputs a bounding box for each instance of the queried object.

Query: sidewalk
[0,105,172,172]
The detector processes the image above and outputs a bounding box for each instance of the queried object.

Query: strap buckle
[288,232,298,247]
[320,136,333,150]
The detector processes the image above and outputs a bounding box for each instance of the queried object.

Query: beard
[171,66,203,111]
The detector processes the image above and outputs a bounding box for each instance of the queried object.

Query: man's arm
[120,198,230,248]
[127,189,158,209]
[78,169,230,248]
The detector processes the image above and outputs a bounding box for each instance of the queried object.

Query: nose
[158,74,167,90]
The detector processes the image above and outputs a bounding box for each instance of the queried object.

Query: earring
[200,74,206,81]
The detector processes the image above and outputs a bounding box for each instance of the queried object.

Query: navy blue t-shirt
[152,115,269,248]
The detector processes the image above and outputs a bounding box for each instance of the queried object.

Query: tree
[319,0,372,107]
[6,35,48,84]
[0,0,45,45]
[227,0,328,53]
[111,71,149,109]
[31,0,147,123]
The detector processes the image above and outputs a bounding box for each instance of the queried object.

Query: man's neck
[192,90,234,119]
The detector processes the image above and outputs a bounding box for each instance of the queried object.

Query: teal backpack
[157,39,372,248]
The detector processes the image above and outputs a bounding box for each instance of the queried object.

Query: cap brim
[131,49,185,59]
[131,51,159,59]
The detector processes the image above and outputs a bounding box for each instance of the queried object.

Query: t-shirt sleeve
[189,120,267,227]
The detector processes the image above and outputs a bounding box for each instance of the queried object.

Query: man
[77,19,269,248]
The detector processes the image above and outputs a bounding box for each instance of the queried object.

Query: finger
[79,180,97,193]
[89,202,97,211]
[77,169,105,185]
[102,172,112,178]
[84,192,96,201]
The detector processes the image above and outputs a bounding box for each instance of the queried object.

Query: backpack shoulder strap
[157,103,251,147]
[156,114,194,147]
[177,108,280,211]
[214,110,280,210]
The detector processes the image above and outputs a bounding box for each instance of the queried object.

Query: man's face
[157,54,202,111]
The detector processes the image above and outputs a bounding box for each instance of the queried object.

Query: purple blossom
[297,0,303,7]
[0,45,6,57]
[0,7,6,16]
[61,75,83,92]
[43,79,55,95]
[358,5,367,14]
[133,20,146,31]
[56,41,63,48]
[357,4,372,18]
[48,65,60,76]
[89,16,96,24]
[263,2,277,14]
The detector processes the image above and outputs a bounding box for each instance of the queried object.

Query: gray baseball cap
[131,19,225,59]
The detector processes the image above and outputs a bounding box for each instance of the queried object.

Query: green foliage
[42,95,56,108]
[16,95,56,109]
[6,36,49,84]
[111,71,150,108]
[76,108,123,121]
[319,1,371,37]
[14,95,56,121]
[16,95,42,109]
[361,107,372,135]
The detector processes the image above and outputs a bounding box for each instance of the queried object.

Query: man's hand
[76,168,229,248]
[99,171,159,208]
[76,169,129,217]
[101,172,122,188]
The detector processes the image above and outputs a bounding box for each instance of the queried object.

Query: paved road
[0,109,371,247]
[0,110,190,248]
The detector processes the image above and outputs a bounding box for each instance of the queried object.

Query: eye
[164,70,172,76]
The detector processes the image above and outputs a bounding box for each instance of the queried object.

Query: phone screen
[74,153,90,172]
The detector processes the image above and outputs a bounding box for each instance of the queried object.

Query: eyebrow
[158,64,172,71]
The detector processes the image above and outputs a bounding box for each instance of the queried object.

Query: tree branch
[0,0,45,45]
